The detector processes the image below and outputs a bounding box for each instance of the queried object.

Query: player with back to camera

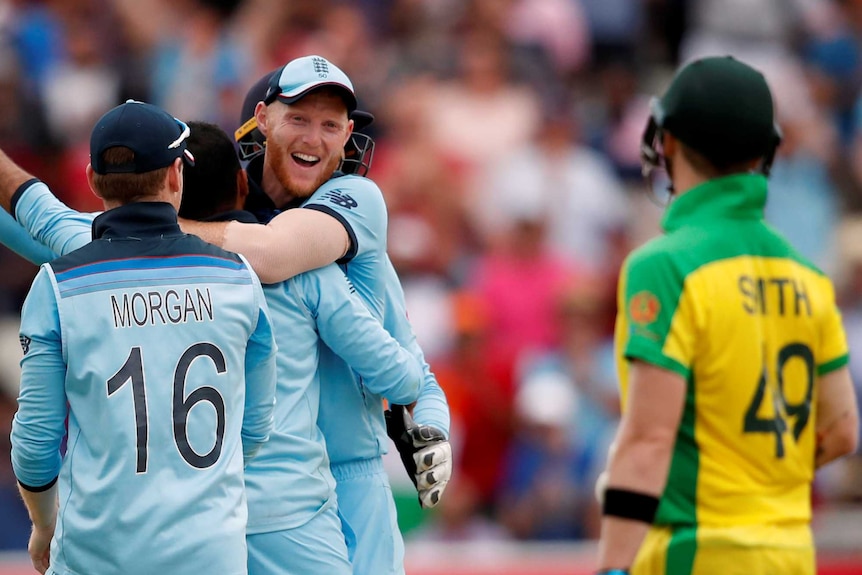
[594,56,859,575]
[9,101,278,575]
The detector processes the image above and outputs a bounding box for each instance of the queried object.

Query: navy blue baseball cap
[90,100,195,175]
[263,55,357,112]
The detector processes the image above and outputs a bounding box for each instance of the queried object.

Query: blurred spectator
[474,98,630,274]
[112,0,249,129]
[496,370,597,540]
[765,58,842,274]
[467,211,580,367]
[802,0,861,147]
[679,0,809,65]
[432,292,516,511]
[43,9,121,211]
[376,77,474,284]
[580,0,644,67]
[423,28,541,194]
[504,0,592,80]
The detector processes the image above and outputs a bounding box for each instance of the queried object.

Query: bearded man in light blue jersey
[9,101,278,575]
[188,58,453,575]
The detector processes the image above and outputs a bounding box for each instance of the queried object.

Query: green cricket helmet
[641,55,783,178]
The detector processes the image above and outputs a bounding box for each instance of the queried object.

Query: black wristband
[602,487,659,524]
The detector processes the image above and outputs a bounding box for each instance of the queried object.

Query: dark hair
[179,121,241,219]
[92,147,168,203]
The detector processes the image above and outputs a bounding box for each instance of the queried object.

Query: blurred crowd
[1,0,862,550]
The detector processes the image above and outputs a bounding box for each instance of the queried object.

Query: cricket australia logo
[324,190,358,209]
[312,57,329,78]
[19,335,31,355]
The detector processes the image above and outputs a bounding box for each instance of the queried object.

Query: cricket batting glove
[385,403,452,509]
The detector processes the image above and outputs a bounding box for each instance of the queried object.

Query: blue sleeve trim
[18,475,58,493]
[302,204,358,264]
[10,178,40,219]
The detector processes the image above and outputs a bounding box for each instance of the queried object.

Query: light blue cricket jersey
[302,175,450,464]
[0,208,56,263]
[245,264,421,533]
[11,203,277,575]
[6,180,424,533]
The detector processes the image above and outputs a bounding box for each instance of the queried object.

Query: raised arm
[180,208,349,284]
[0,209,57,264]
[0,148,33,212]
[0,148,94,256]
[14,181,95,256]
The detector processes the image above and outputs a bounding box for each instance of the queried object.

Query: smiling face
[257,89,354,206]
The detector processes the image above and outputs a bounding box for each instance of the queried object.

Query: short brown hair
[91,147,169,203]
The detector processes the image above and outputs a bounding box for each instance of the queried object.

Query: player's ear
[663,131,677,159]
[166,157,183,200]
[343,118,354,149]
[236,168,249,209]
[255,101,268,138]
[86,164,104,200]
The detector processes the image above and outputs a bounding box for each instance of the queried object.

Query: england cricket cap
[90,100,195,175]
[656,56,777,165]
[263,55,357,112]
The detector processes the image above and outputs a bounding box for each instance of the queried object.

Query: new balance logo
[324,190,358,209]
[312,57,329,78]
[19,335,31,355]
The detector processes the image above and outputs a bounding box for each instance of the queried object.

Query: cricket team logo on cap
[629,291,660,325]
[312,56,329,77]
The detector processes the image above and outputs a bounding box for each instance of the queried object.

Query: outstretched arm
[0,209,57,264]
[0,149,94,257]
[0,148,37,212]
[181,209,349,284]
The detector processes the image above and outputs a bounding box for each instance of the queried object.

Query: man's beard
[267,137,342,206]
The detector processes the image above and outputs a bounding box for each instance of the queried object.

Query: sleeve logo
[629,291,660,325]
[323,189,358,209]
[19,335,31,355]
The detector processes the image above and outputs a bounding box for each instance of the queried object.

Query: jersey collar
[662,173,768,233]
[92,202,183,240]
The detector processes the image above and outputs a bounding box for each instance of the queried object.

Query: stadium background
[0,0,861,572]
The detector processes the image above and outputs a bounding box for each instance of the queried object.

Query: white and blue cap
[263,55,357,112]
[90,100,195,175]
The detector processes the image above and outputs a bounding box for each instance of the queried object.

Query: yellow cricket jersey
[615,174,848,570]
